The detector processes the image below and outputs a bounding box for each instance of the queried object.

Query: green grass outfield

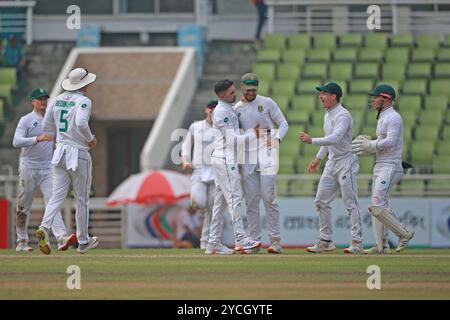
[0,248,449,299]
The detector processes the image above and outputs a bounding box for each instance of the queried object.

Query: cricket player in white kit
[206,79,262,254]
[352,84,415,254]
[36,68,99,254]
[234,73,288,254]
[13,88,77,252]
[300,82,363,254]
[181,99,219,249]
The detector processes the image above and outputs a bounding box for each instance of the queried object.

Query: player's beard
[244,92,256,102]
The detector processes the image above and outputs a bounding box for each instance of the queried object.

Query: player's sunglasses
[242,79,259,86]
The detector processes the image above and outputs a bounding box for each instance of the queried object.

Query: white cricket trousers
[315,154,363,242]
[241,164,280,244]
[371,161,404,241]
[190,169,216,245]
[40,150,92,245]
[16,166,67,242]
[208,157,247,246]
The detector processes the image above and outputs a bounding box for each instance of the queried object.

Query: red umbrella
[106,169,191,207]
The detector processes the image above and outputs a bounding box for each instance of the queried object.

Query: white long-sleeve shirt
[12,110,54,169]
[212,100,256,164]
[234,95,288,168]
[375,106,403,163]
[43,90,94,151]
[312,104,353,161]
[234,95,289,141]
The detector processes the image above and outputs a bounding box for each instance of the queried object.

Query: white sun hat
[62,68,97,91]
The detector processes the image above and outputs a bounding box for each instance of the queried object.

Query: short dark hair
[214,80,234,95]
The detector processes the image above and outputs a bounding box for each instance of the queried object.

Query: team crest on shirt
[342,175,346,180]
[81,103,88,109]
[224,117,229,123]
[237,112,241,117]
[381,181,386,185]
[257,105,264,112]
[32,122,38,127]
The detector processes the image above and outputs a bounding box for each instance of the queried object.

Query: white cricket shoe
[306,239,336,253]
[363,246,391,254]
[58,234,78,251]
[77,236,99,254]
[396,230,415,252]
[344,240,363,254]
[267,241,283,254]
[200,241,208,250]
[205,243,235,255]
[16,240,33,252]
[234,238,262,252]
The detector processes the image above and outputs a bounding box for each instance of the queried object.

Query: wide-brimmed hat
[62,68,96,91]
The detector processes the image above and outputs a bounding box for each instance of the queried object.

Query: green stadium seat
[401,112,417,127]
[342,95,367,111]
[289,34,310,50]
[437,143,450,156]
[297,79,322,93]
[407,63,432,78]
[432,155,450,174]
[287,109,310,123]
[415,124,440,140]
[333,48,358,62]
[276,179,290,195]
[350,110,364,131]
[252,63,276,82]
[390,34,414,47]
[403,125,412,147]
[400,180,426,194]
[381,64,406,81]
[402,80,428,95]
[430,80,450,99]
[0,85,13,107]
[359,48,384,62]
[264,33,287,50]
[427,180,450,194]
[282,49,306,65]
[291,95,317,112]
[410,142,434,166]
[411,49,435,62]
[416,34,440,49]
[397,95,422,114]
[0,100,4,121]
[302,142,321,156]
[441,125,450,140]
[307,126,324,138]
[271,95,289,111]
[314,33,336,49]
[364,33,388,49]
[337,81,348,95]
[436,48,450,61]
[366,113,378,126]
[272,80,296,97]
[0,68,17,87]
[360,125,377,139]
[257,49,281,63]
[339,34,362,47]
[302,63,328,79]
[310,110,325,126]
[358,179,372,196]
[444,34,450,47]
[349,80,374,94]
[358,157,375,174]
[419,110,444,125]
[284,124,304,141]
[434,63,450,78]
[424,95,448,113]
[385,48,410,63]
[258,80,271,96]
[279,142,301,158]
[306,49,331,62]
[328,63,353,81]
[289,179,316,196]
[278,63,301,80]
[354,63,379,78]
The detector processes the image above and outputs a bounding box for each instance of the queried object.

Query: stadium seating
[253,32,450,179]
